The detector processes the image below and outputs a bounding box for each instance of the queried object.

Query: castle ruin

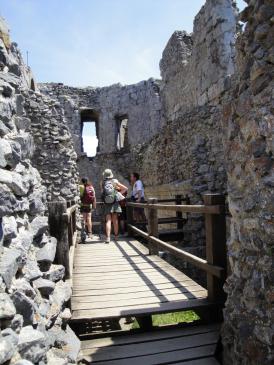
[0,0,273,364]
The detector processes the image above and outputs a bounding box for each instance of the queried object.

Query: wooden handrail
[66,204,78,217]
[126,193,227,304]
[128,224,224,279]
[127,202,223,215]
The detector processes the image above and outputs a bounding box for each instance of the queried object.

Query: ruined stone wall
[221,1,274,364]
[24,91,79,203]
[160,0,237,121]
[39,78,163,156]
[0,20,80,364]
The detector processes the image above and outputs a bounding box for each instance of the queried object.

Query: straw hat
[103,169,114,179]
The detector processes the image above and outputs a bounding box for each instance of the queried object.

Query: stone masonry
[0,18,80,364]
[221,1,274,364]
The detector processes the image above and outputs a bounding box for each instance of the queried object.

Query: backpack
[81,185,95,205]
[103,179,116,204]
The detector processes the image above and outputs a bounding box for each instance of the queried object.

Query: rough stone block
[12,279,36,299]
[36,237,57,264]
[0,293,16,319]
[56,325,80,363]
[18,326,47,364]
[11,291,36,326]
[2,215,17,241]
[22,259,42,281]
[11,230,33,253]
[43,264,65,282]
[33,278,55,297]
[0,333,17,364]
[30,216,48,238]
[10,314,24,334]
[0,139,12,168]
[0,247,21,288]
[0,169,28,196]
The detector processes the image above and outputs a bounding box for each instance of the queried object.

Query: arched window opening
[80,109,99,157]
[115,114,128,151]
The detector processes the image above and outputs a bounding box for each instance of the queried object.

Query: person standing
[102,169,127,243]
[79,177,96,239]
[130,172,146,223]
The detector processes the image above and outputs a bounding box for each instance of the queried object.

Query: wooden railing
[48,200,78,280]
[126,193,227,303]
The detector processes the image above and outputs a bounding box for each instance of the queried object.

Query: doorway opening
[80,109,99,157]
[116,114,128,151]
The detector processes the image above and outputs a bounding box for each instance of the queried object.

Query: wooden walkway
[80,324,220,364]
[71,237,211,322]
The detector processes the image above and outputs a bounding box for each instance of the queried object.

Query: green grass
[132,311,200,329]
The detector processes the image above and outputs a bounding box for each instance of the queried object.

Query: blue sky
[1,0,245,88]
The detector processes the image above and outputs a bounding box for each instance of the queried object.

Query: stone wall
[0,19,80,365]
[39,78,163,156]
[221,1,274,364]
[160,0,237,121]
[24,91,79,203]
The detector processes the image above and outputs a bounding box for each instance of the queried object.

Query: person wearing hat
[101,169,128,243]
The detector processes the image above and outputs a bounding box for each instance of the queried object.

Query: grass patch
[132,311,200,329]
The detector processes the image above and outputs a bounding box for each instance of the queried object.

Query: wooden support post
[203,194,226,304]
[126,202,134,236]
[147,198,158,255]
[136,315,153,330]
[48,201,70,279]
[175,194,183,229]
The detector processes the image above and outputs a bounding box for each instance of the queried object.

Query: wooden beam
[147,198,158,255]
[203,194,227,303]
[127,202,223,215]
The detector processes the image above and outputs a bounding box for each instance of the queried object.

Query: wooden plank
[73,276,198,291]
[81,344,217,365]
[72,270,196,284]
[71,298,213,321]
[172,359,220,365]
[72,281,203,297]
[81,331,219,359]
[72,278,201,292]
[74,255,163,266]
[81,324,220,349]
[76,239,149,253]
[72,286,205,303]
[72,290,207,310]
[73,258,193,274]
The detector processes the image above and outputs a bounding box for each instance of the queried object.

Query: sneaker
[105,237,110,244]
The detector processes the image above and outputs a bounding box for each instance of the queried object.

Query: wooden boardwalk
[71,237,211,322]
[80,323,220,364]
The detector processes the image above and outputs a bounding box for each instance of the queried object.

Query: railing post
[48,201,70,279]
[175,194,183,229]
[147,198,158,255]
[126,202,134,236]
[203,193,226,303]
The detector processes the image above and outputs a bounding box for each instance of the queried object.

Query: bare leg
[82,213,88,231]
[112,213,119,237]
[105,214,112,241]
[86,212,92,236]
